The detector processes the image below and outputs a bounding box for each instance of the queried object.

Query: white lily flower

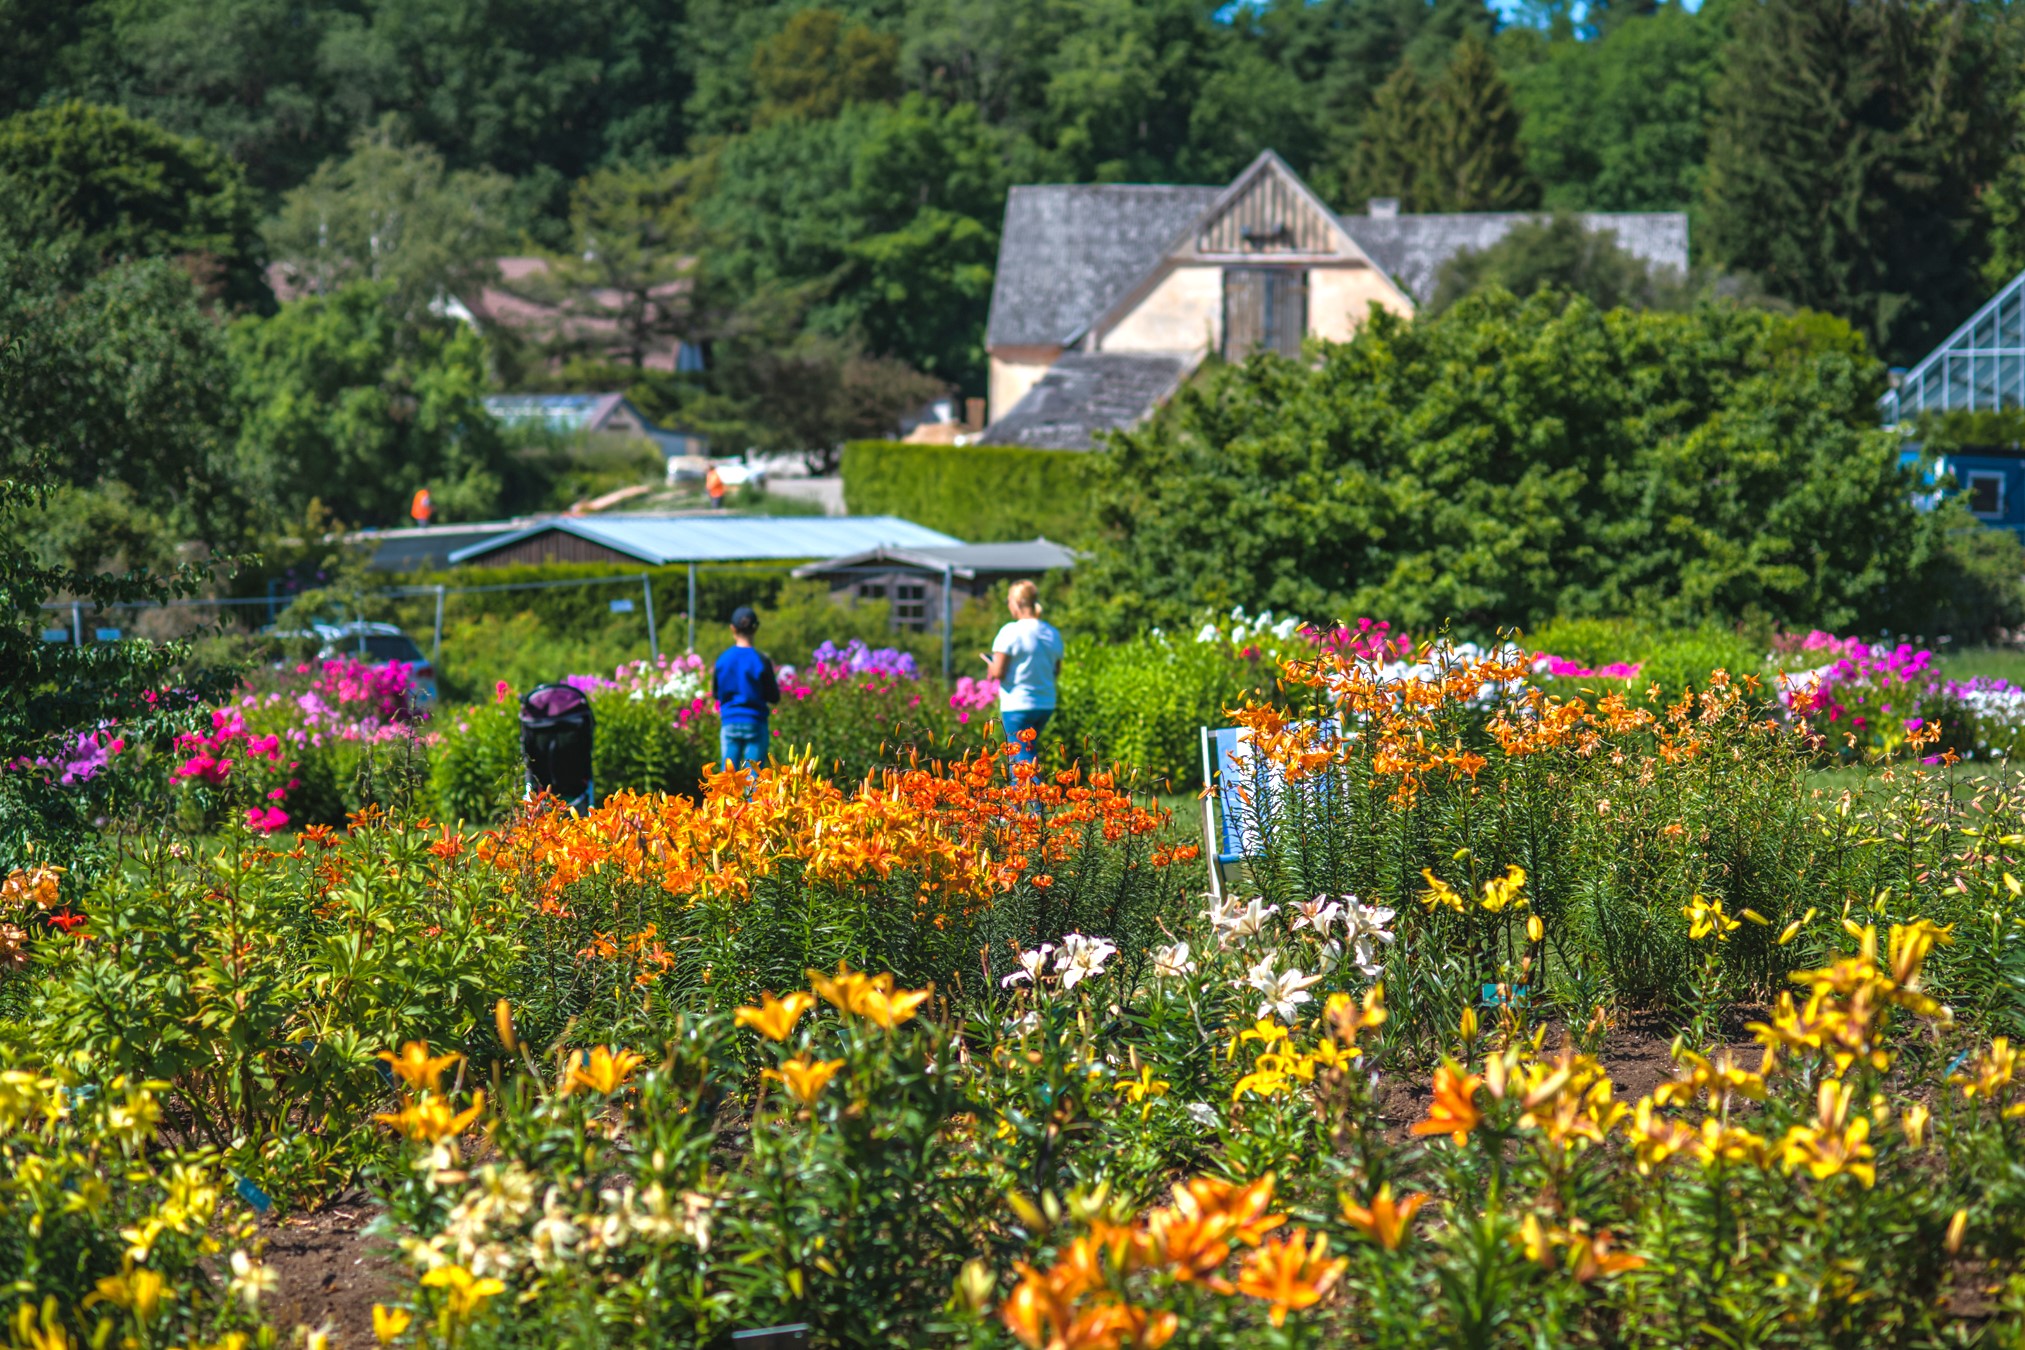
[1055,933,1118,990]
[1245,957,1322,1021]
[1341,898,1397,947]
[1216,897,1280,948]
[1314,939,1343,973]
[1001,943,1054,989]
[1292,895,1343,937]
[1350,936,1386,980]
[1185,1102,1221,1130]
[1153,942,1197,978]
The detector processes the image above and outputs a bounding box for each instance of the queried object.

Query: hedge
[839,440,1101,543]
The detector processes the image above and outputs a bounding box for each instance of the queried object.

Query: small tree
[264,119,517,325]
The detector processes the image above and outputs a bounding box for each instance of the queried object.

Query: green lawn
[1934,645,2025,685]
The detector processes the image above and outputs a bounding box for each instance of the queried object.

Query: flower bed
[11,639,2025,1346]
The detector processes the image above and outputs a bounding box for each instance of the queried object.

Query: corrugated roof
[986,184,1221,350]
[980,352,1197,450]
[447,515,963,566]
[1339,211,1690,304]
[790,539,1079,580]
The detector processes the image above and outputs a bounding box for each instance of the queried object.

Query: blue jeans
[1001,708,1052,765]
[720,720,770,770]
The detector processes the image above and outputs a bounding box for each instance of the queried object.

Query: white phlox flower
[1245,957,1323,1021]
[1002,943,1055,989]
[1055,933,1118,990]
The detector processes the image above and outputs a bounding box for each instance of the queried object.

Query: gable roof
[445,515,962,567]
[1339,211,1690,304]
[986,184,1219,350]
[979,352,1197,451]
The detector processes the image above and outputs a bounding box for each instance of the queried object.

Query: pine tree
[1421,33,1538,211]
[1342,62,1433,210]
[1704,0,2002,363]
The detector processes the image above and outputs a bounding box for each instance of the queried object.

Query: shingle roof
[1339,212,1690,304]
[445,515,963,566]
[791,539,1080,580]
[979,352,1196,451]
[481,393,629,431]
[985,184,1220,350]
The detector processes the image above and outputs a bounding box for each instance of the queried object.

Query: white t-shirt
[993,617,1064,711]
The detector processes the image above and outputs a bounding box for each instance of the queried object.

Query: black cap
[730,605,760,634]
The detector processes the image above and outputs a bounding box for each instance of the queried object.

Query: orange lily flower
[1236,1227,1347,1326]
[1338,1183,1428,1250]
[1411,1062,1485,1145]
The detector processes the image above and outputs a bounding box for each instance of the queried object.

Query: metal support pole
[432,585,446,665]
[641,574,659,662]
[941,565,954,684]
[71,602,82,646]
[686,562,697,654]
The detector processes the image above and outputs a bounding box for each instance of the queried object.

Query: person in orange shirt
[705,465,726,510]
[410,487,433,526]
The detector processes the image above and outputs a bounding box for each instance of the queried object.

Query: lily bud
[495,999,518,1053]
[1945,1207,1969,1255]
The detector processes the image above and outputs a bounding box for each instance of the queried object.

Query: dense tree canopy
[1081,292,1976,636]
[0,101,266,309]
[12,0,2025,387]
[227,282,508,527]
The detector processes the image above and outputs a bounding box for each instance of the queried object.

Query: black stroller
[520,683,596,811]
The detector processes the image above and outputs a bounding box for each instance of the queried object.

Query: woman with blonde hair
[982,579,1064,765]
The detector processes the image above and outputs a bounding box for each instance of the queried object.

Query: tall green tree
[699,95,1006,389]
[1341,62,1431,208]
[0,101,266,309]
[0,233,241,547]
[516,159,715,372]
[752,8,903,124]
[1340,35,1536,212]
[1419,33,1537,211]
[265,120,517,324]
[1704,0,2003,363]
[1509,2,1723,211]
[228,282,507,527]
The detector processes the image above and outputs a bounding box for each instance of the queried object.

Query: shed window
[855,581,887,604]
[1967,471,2006,518]
[894,582,928,630]
[1223,268,1307,360]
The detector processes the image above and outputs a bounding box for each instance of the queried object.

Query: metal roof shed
[447,514,965,657]
[445,515,962,568]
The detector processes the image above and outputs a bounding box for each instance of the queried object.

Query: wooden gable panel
[1197,170,1337,255]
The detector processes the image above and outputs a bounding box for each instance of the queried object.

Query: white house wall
[1096,265,1223,356]
[1310,265,1414,341]
[988,352,1058,424]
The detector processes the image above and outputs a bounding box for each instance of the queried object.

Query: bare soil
[259,1189,400,1346]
